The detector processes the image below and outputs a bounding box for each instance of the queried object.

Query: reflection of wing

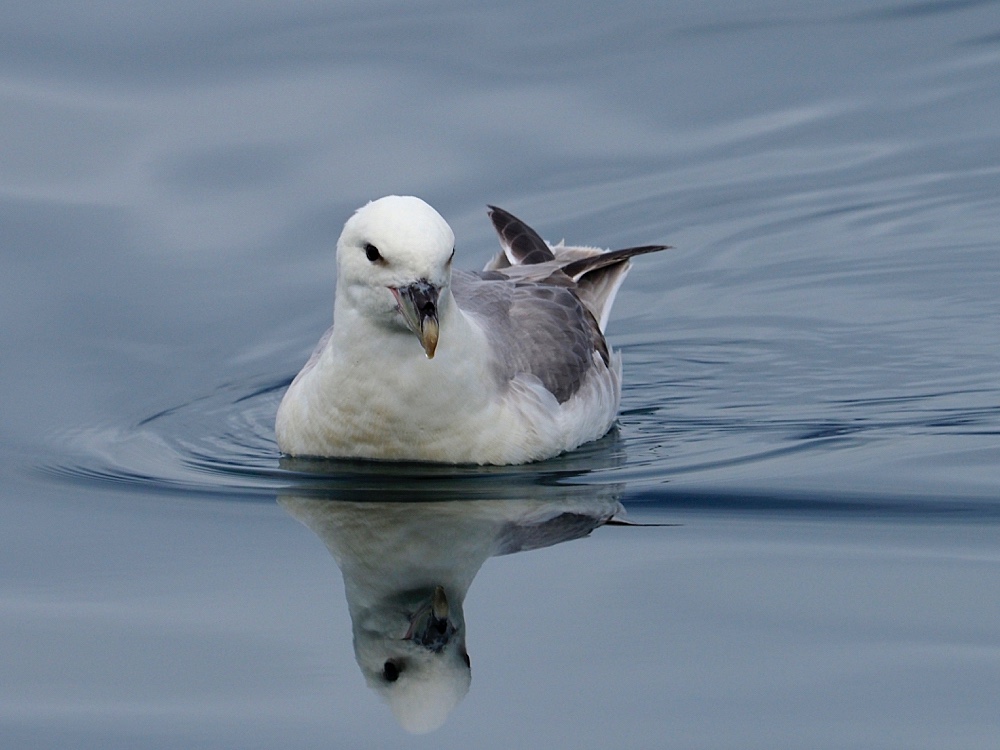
[281,493,625,567]
[496,511,618,555]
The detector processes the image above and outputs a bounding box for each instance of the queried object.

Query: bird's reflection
[278,440,625,733]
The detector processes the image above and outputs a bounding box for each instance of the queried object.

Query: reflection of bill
[281,489,623,733]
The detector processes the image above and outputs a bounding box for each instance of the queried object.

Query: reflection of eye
[383,660,402,682]
[461,651,471,668]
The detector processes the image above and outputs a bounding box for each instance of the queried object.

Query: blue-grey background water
[2,1,999,747]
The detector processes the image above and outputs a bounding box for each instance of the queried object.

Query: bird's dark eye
[364,243,383,263]
[382,660,401,682]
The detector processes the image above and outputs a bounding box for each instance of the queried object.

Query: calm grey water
[2,1,999,747]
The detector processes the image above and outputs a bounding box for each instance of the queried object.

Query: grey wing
[483,206,671,331]
[288,325,333,387]
[452,269,608,404]
[494,512,612,555]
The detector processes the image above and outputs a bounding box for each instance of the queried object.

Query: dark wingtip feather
[487,205,556,265]
[561,244,672,279]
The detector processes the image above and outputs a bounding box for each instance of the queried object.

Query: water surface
[2,0,999,747]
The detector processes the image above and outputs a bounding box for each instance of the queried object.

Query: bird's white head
[336,196,456,358]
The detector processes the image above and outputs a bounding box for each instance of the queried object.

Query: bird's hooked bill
[391,280,440,358]
[405,586,456,652]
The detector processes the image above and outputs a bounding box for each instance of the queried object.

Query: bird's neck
[330,290,488,377]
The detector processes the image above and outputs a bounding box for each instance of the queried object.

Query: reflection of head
[353,584,470,734]
[281,489,622,733]
[358,615,471,731]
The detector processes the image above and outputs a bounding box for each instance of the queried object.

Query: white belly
[275,315,622,465]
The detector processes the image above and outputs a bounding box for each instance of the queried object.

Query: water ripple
[34,362,1000,517]
[38,374,634,503]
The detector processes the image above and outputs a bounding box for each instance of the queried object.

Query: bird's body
[275,196,667,465]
